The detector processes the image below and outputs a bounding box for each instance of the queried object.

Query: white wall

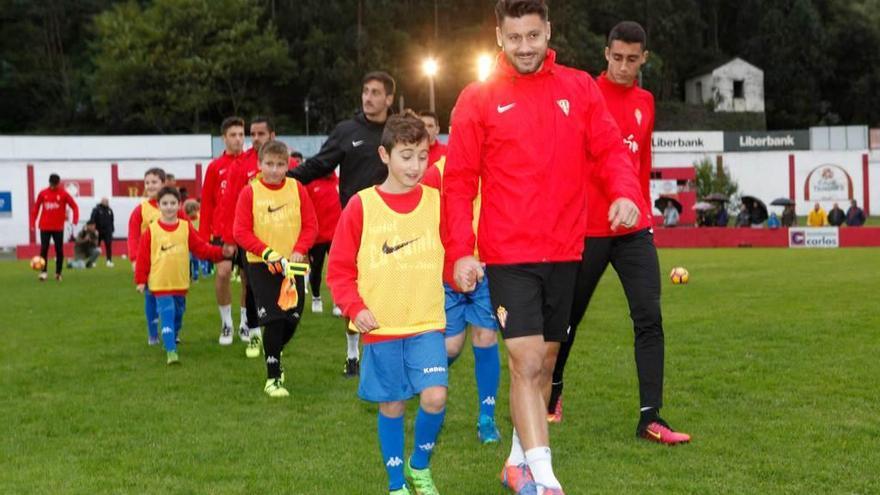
[712,59,765,113]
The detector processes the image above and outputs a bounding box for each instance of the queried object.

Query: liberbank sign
[724,130,810,152]
[652,132,724,153]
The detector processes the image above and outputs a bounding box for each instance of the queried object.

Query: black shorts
[245,263,305,325]
[485,262,579,342]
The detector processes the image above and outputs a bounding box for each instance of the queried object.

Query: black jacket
[827,207,846,226]
[89,204,114,235]
[288,112,387,207]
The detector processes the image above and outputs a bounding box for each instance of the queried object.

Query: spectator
[735,204,750,227]
[68,221,100,269]
[846,200,866,226]
[663,203,679,227]
[89,197,115,267]
[166,173,177,187]
[827,203,845,226]
[767,212,781,229]
[807,202,828,226]
[715,207,729,227]
[781,205,796,227]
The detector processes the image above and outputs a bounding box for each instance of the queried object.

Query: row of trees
[1,0,878,134]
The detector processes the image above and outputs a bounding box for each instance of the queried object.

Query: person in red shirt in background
[135,186,226,365]
[288,151,343,316]
[443,2,643,493]
[32,173,79,281]
[420,111,447,171]
[204,117,249,347]
[547,21,690,446]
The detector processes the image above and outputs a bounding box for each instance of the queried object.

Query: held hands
[608,198,640,232]
[136,284,145,293]
[262,248,287,274]
[453,256,484,293]
[290,251,307,263]
[353,309,379,334]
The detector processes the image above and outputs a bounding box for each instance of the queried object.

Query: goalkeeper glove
[261,248,287,275]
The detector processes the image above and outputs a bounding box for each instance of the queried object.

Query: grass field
[1,248,878,494]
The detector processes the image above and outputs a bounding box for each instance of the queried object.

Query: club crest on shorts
[556,99,570,116]
[635,108,643,126]
[496,306,508,329]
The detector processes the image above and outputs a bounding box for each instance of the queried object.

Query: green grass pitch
[1,248,878,494]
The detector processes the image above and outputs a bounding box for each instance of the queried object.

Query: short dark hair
[495,0,548,25]
[258,140,290,162]
[251,116,275,133]
[418,110,439,126]
[156,186,180,203]
[363,71,396,96]
[49,174,60,186]
[381,114,429,152]
[608,21,647,50]
[144,167,167,182]
[291,151,304,160]
[220,116,245,136]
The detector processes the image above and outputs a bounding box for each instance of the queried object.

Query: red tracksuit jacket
[442,50,642,265]
[33,186,79,231]
[200,153,235,239]
[585,73,655,237]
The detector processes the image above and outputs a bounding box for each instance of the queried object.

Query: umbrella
[693,201,714,211]
[770,197,795,206]
[704,192,729,202]
[741,195,768,223]
[655,196,682,213]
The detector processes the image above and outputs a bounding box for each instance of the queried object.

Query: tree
[90,0,292,133]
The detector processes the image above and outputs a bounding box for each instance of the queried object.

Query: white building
[685,58,765,113]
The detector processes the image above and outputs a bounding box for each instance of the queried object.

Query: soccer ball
[669,266,689,285]
[30,256,46,271]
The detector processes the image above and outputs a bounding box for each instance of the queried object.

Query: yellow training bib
[352,186,445,336]
[140,199,161,233]
[148,220,190,292]
[247,178,303,263]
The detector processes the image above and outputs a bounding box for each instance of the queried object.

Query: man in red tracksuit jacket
[32,173,79,281]
[442,2,642,493]
[547,21,691,447]
[204,116,249,345]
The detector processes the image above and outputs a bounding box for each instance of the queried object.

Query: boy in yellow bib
[135,187,225,364]
[233,140,318,398]
[127,167,167,345]
[328,114,447,495]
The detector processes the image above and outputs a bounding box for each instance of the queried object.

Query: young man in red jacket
[420,111,447,170]
[204,117,249,346]
[547,21,691,446]
[443,2,642,493]
[32,173,79,281]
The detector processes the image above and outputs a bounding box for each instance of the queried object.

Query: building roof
[686,57,762,82]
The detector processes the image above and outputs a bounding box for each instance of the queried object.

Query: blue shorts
[358,331,449,403]
[444,278,498,338]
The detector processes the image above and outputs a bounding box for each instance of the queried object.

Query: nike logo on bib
[382,238,419,254]
[160,244,175,252]
[268,204,287,213]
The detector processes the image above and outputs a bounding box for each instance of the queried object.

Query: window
[695,81,703,102]
[733,79,744,99]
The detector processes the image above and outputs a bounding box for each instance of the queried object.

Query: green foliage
[655,101,766,131]
[695,156,739,200]
[90,0,291,133]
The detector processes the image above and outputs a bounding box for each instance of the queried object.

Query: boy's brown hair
[156,186,180,203]
[258,140,290,162]
[144,167,166,182]
[380,113,429,152]
[183,198,200,216]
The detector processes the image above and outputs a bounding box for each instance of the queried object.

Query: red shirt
[442,50,642,265]
[33,186,79,231]
[200,153,234,239]
[292,162,341,244]
[134,220,225,296]
[211,148,256,244]
[232,178,318,259]
[427,140,447,169]
[327,186,442,344]
[585,73,654,237]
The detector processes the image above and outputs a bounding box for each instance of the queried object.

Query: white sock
[346,333,360,360]
[250,327,262,339]
[507,428,525,466]
[219,305,232,328]
[525,446,560,489]
[239,307,248,329]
